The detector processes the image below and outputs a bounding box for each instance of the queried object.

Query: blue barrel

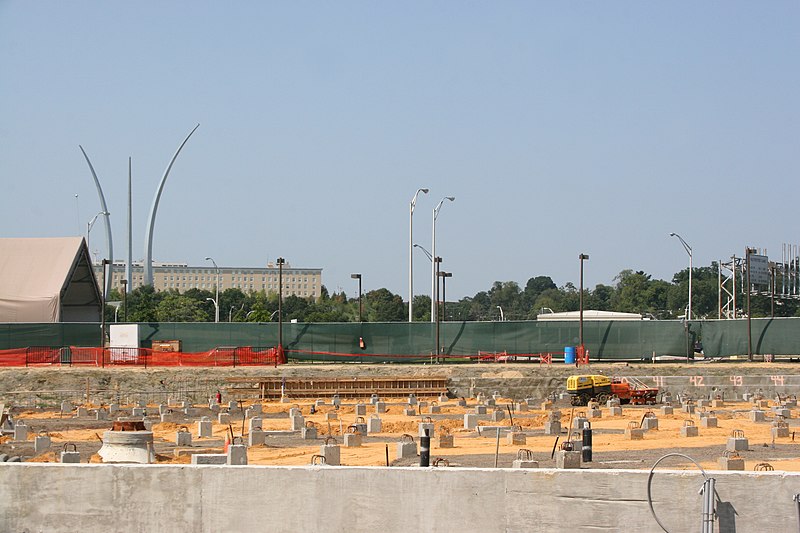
[564,346,576,364]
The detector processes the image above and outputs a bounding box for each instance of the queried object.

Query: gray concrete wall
[1,463,797,533]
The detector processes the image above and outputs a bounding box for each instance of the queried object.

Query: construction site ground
[4,395,800,472]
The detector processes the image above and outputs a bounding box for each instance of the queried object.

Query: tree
[155,293,209,322]
[365,288,405,322]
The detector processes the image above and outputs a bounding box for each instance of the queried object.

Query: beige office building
[93,261,322,298]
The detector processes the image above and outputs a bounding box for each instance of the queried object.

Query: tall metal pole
[670,233,692,320]
[126,157,132,295]
[434,256,442,356]
[747,247,752,359]
[351,273,362,322]
[79,147,114,297]
[440,272,452,321]
[579,254,589,354]
[277,258,285,353]
[205,257,220,323]
[409,188,428,322]
[431,197,455,322]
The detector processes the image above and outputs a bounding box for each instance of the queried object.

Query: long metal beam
[78,146,114,297]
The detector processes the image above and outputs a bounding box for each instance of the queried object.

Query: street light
[120,279,128,321]
[86,211,110,253]
[496,305,504,322]
[351,273,363,322]
[409,188,429,322]
[579,253,589,358]
[431,196,455,322]
[229,306,236,322]
[746,247,756,362]
[205,256,220,323]
[206,297,219,323]
[669,233,693,321]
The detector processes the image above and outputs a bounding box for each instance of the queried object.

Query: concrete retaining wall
[0,463,797,532]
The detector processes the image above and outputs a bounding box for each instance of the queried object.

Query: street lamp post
[579,253,589,357]
[431,196,455,322]
[434,256,442,357]
[409,188,429,322]
[277,257,285,354]
[351,273,363,322]
[746,247,756,362]
[206,298,219,323]
[86,211,110,253]
[229,306,235,322]
[669,233,693,321]
[496,305,504,321]
[205,256,220,323]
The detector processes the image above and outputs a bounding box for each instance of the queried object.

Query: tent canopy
[0,237,102,322]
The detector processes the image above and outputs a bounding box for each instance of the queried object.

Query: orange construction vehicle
[567,375,659,406]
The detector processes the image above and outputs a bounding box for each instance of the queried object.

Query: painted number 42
[689,376,705,387]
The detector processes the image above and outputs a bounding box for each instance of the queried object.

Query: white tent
[0,237,102,322]
[536,310,645,321]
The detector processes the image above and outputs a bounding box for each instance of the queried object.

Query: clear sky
[1,2,798,299]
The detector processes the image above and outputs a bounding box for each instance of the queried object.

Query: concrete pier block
[218,412,231,425]
[773,408,791,419]
[606,399,621,408]
[512,459,539,468]
[60,401,72,414]
[681,421,698,437]
[772,426,790,439]
[325,412,338,421]
[369,394,379,405]
[784,399,798,408]
[159,404,169,415]
[419,422,435,439]
[95,409,108,421]
[13,421,27,441]
[407,394,417,405]
[609,406,623,417]
[757,400,770,409]
[475,405,487,415]
[315,399,326,407]
[718,456,745,470]
[438,394,448,403]
[34,434,51,453]
[711,400,725,408]
[332,395,341,407]
[507,432,526,446]
[108,403,119,415]
[641,417,659,431]
[375,402,386,414]
[209,403,220,414]
[727,437,749,452]
[320,441,341,466]
[750,410,766,422]
[660,405,674,415]
[572,417,588,430]
[486,399,496,407]
[555,450,581,469]
[367,415,382,434]
[587,409,602,419]
[464,414,478,430]
[76,407,89,417]
[514,402,529,412]
[355,403,366,416]
[191,454,227,465]
[544,421,561,435]
[248,429,266,446]
[227,400,238,411]
[700,417,718,428]
[60,450,81,463]
[437,435,454,448]
[428,404,441,414]
[227,444,248,465]
[396,440,417,460]
[287,408,301,418]
[682,404,696,414]
[491,410,505,422]
[197,417,213,438]
[525,398,536,407]
[301,426,317,440]
[403,408,416,417]
[176,428,192,447]
[540,401,553,411]
[343,433,362,447]
[291,415,305,431]
[625,427,644,440]
[248,417,263,432]
[457,398,467,407]
[697,400,709,408]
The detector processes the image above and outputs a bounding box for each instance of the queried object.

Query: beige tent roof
[0,237,102,322]
[537,310,645,321]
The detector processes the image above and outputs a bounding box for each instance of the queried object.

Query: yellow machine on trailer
[567,375,613,406]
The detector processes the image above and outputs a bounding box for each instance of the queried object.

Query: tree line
[106,262,798,323]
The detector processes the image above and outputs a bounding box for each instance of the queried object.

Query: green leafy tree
[365,288,405,322]
[155,293,209,322]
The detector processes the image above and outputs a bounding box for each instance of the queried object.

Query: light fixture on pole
[86,211,110,253]
[205,297,219,323]
[120,279,128,322]
[431,196,455,322]
[669,233,693,321]
[351,273,363,322]
[746,247,756,362]
[579,253,589,358]
[205,256,220,323]
[409,188,429,322]
[496,305,504,322]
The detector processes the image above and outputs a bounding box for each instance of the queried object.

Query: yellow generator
[567,375,613,406]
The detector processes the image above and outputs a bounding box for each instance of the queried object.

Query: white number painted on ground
[729,375,743,386]
[689,376,705,387]
[770,375,786,386]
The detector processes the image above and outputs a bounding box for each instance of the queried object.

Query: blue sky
[1,2,798,299]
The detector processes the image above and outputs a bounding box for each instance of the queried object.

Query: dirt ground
[4,395,799,472]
